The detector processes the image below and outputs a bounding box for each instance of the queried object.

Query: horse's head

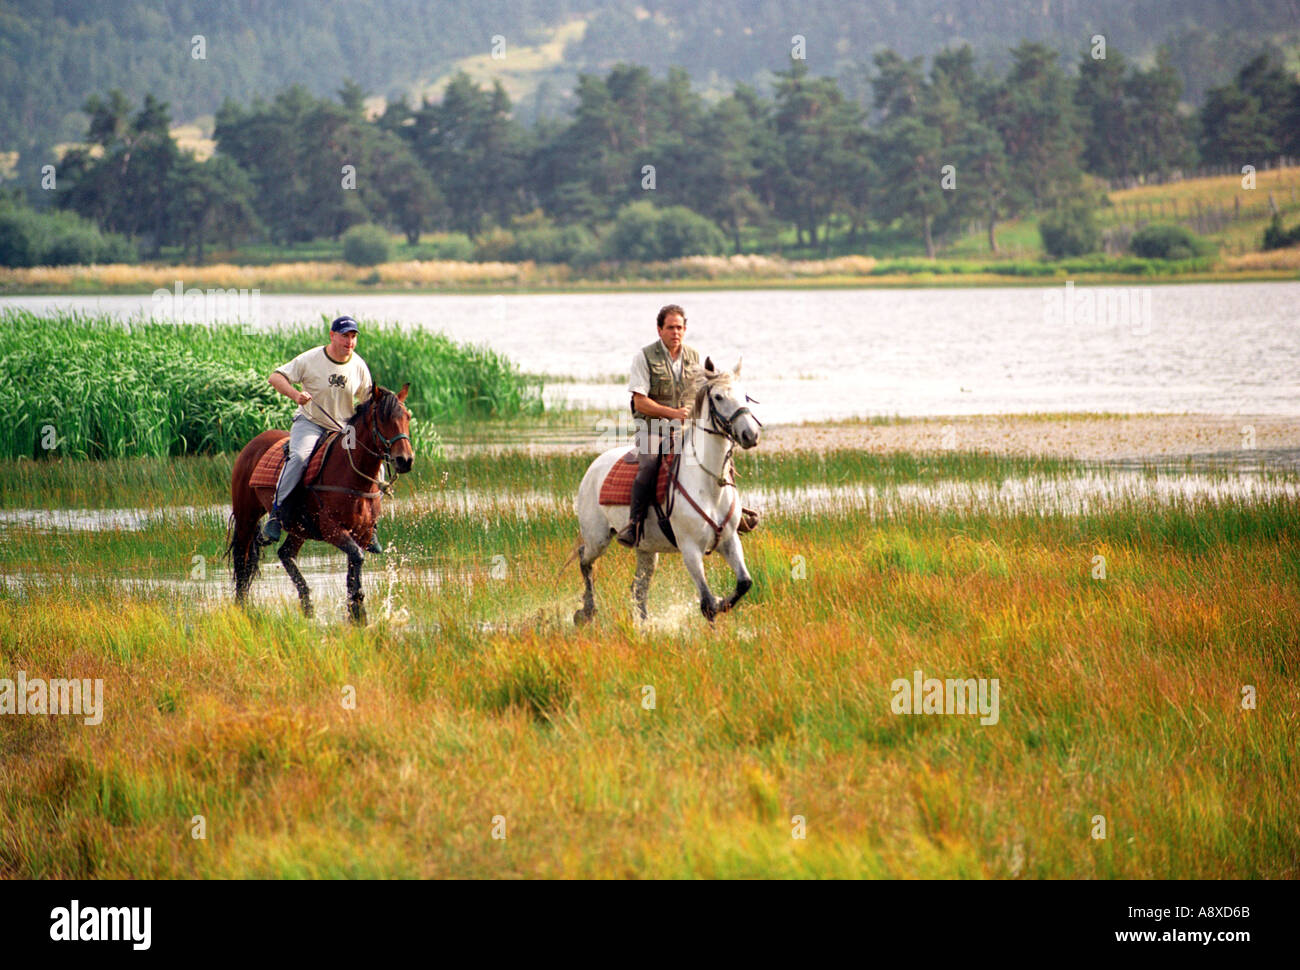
[692,356,762,449]
[359,382,414,473]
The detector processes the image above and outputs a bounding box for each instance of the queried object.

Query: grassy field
[0,448,1295,878]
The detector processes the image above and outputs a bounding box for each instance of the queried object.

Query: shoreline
[439,412,1300,466]
[3,273,1298,298]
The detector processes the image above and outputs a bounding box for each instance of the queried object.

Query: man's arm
[269,371,311,406]
[629,350,688,421]
[632,392,688,421]
[356,363,374,402]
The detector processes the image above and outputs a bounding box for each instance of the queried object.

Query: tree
[1075,47,1133,180]
[986,43,1082,210]
[771,60,869,249]
[369,133,445,244]
[953,120,1011,253]
[58,91,184,256]
[410,73,531,236]
[1127,48,1194,178]
[168,155,262,263]
[1199,85,1272,165]
[874,116,944,258]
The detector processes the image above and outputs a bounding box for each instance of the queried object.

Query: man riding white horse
[569,352,762,623]
[617,303,699,548]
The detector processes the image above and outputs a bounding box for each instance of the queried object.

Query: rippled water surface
[6,283,1298,421]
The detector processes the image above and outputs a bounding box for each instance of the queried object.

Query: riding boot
[261,502,283,543]
[617,453,659,547]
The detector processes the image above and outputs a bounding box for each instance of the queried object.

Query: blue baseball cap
[331,315,359,334]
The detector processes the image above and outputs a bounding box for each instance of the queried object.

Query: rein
[311,397,410,498]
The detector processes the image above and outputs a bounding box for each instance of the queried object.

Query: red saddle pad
[598,448,675,506]
[249,433,336,491]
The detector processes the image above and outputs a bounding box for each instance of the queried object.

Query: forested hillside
[3,0,1297,168]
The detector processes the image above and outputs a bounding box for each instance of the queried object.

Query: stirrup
[737,506,761,534]
[616,519,641,547]
[261,502,284,540]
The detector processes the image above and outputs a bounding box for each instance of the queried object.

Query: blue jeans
[274,414,330,508]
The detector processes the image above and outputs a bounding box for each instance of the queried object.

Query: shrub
[341,224,393,266]
[43,221,116,265]
[421,232,475,261]
[0,205,139,266]
[606,201,726,261]
[1038,200,1101,258]
[655,205,727,258]
[509,223,598,264]
[1129,223,1210,260]
[1262,213,1300,251]
[473,227,515,262]
[0,208,45,267]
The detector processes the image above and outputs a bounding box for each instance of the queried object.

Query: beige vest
[637,340,699,413]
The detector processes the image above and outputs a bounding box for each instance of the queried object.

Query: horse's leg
[680,540,723,622]
[232,518,259,605]
[277,533,313,618]
[231,493,264,607]
[631,550,657,620]
[573,497,614,626]
[343,536,366,623]
[714,533,753,613]
[323,527,367,623]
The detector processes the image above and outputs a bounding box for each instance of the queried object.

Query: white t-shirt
[628,339,684,397]
[274,346,374,429]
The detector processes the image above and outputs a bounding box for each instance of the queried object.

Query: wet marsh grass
[0,450,1296,878]
[0,446,1085,510]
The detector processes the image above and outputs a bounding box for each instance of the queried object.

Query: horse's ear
[371,383,381,399]
[704,356,715,373]
[397,382,409,403]
[733,356,742,377]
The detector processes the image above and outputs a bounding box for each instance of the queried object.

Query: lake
[5,282,1298,422]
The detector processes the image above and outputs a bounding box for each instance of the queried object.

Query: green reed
[0,309,544,460]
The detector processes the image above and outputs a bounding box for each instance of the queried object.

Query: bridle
[690,383,762,486]
[669,381,761,555]
[317,395,411,497]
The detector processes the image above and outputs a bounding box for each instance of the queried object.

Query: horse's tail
[221,511,236,562]
[558,534,583,575]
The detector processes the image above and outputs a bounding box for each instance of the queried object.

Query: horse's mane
[348,387,406,426]
[688,366,733,421]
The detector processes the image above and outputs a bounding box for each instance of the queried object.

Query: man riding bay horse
[262,314,385,553]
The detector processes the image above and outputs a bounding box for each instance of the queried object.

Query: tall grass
[0,309,543,459]
[0,490,1295,877]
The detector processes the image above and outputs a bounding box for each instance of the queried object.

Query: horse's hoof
[574,608,593,626]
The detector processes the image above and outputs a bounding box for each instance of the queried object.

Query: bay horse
[567,358,762,624]
[226,383,414,622]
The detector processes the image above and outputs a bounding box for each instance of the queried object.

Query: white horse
[567,357,762,624]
